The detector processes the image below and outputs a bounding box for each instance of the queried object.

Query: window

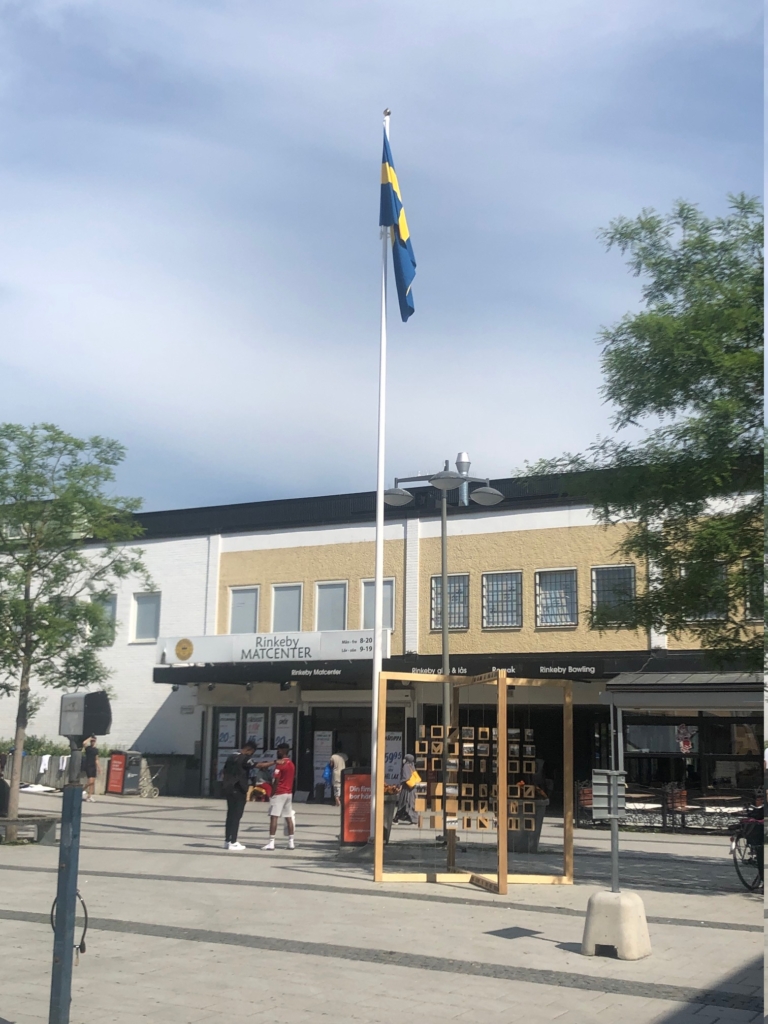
[230,587,259,634]
[272,585,302,632]
[535,570,577,627]
[316,582,347,630]
[482,572,522,628]
[431,574,469,630]
[362,579,395,630]
[93,593,117,645]
[682,563,728,621]
[744,560,763,622]
[134,592,161,641]
[591,565,635,623]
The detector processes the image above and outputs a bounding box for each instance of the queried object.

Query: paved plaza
[0,792,763,1024]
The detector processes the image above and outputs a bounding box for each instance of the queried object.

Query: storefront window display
[624,711,763,796]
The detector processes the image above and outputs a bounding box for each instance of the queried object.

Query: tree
[0,424,150,834]
[522,194,763,668]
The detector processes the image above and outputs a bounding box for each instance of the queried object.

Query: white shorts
[269,793,293,819]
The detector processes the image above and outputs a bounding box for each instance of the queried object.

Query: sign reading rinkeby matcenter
[158,630,390,667]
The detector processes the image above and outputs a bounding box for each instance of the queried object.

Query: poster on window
[676,724,697,754]
[217,713,238,750]
[313,730,334,792]
[216,749,236,782]
[245,712,266,753]
[273,712,295,753]
[384,731,403,784]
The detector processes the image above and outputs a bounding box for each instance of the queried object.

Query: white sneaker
[261,840,275,851]
[288,839,295,850]
[227,842,246,851]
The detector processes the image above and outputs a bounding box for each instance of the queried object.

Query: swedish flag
[379,133,416,321]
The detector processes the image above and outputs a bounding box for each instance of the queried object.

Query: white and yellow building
[4,472,760,801]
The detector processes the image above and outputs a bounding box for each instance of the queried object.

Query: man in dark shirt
[82,736,99,802]
[221,740,257,851]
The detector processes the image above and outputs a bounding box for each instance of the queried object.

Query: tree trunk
[5,663,31,843]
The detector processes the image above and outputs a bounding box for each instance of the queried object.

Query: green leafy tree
[0,424,150,832]
[522,195,763,667]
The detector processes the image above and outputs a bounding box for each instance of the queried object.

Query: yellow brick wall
[417,523,647,653]
[218,541,406,655]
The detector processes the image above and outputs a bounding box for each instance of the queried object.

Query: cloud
[0,0,761,509]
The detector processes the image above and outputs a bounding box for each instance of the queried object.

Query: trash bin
[508,798,549,856]
[123,752,142,795]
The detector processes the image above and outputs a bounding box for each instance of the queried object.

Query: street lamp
[385,453,503,843]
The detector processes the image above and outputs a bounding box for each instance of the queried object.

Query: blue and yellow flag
[379,133,416,322]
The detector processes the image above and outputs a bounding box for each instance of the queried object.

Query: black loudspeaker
[83,691,112,737]
[60,691,112,740]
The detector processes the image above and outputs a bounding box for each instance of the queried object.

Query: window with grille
[682,563,728,621]
[535,570,577,627]
[431,574,469,630]
[591,566,635,623]
[482,572,522,628]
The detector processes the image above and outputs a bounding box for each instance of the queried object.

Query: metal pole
[49,780,83,1024]
[370,109,390,834]
[441,487,450,844]
[609,698,619,893]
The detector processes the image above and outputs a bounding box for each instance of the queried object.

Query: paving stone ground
[0,792,763,1024]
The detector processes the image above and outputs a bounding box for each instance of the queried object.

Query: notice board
[340,769,371,845]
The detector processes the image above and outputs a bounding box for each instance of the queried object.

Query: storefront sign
[158,630,390,666]
[341,771,371,844]
[384,731,403,784]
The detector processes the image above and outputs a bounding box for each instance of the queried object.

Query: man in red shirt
[258,743,296,851]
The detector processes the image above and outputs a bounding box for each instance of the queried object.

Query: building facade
[2,474,761,803]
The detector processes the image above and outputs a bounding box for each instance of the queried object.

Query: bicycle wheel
[733,836,762,891]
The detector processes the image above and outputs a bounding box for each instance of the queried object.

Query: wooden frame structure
[373,669,574,893]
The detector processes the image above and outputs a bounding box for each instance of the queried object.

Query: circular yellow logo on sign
[175,639,194,661]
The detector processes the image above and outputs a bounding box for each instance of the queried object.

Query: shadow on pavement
[650,957,763,1022]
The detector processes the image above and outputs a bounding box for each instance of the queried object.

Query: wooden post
[496,670,508,895]
[373,671,388,882]
[563,680,574,883]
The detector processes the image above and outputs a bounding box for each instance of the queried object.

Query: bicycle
[730,806,764,893]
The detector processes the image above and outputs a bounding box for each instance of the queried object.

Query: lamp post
[385,453,503,843]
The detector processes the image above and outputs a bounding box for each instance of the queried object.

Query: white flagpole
[370,107,391,834]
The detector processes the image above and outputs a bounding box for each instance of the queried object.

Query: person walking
[221,739,256,851]
[259,744,296,850]
[82,736,99,802]
[329,743,348,807]
[394,753,419,824]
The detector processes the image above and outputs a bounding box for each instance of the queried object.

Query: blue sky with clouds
[0,0,761,511]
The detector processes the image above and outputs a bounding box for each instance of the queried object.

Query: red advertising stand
[340,768,371,845]
[106,752,127,794]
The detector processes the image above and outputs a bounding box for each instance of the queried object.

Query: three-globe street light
[384,453,503,843]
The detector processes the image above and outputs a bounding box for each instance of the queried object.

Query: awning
[602,672,763,710]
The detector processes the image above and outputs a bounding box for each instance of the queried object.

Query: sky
[0,0,762,512]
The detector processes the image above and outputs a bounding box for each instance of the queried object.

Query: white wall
[0,535,209,755]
